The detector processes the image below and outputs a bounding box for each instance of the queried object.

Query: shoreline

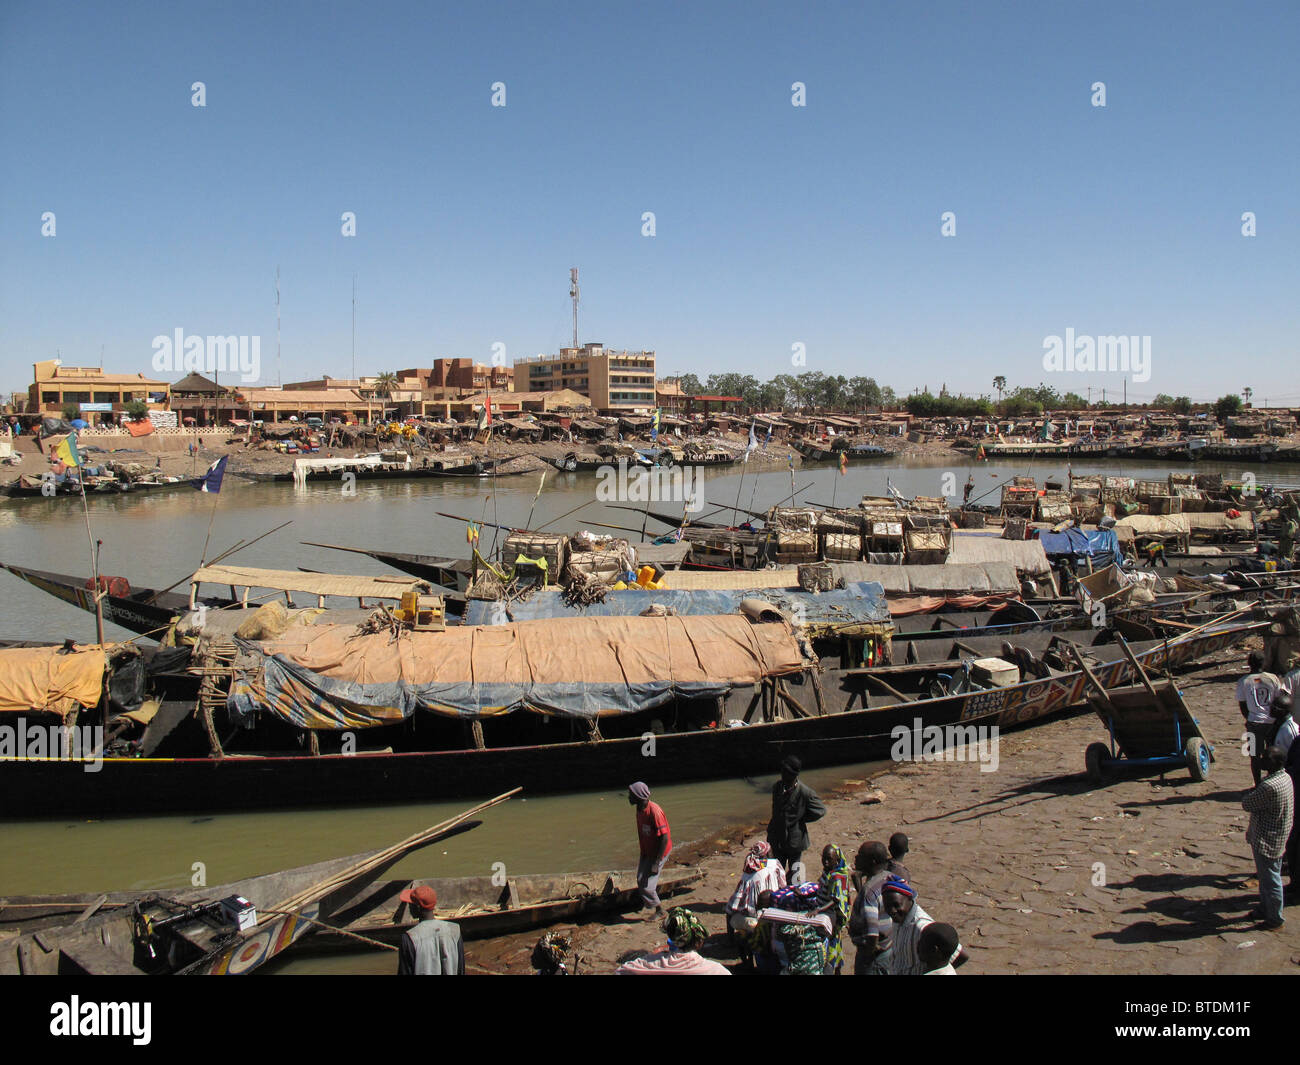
[464,640,1298,975]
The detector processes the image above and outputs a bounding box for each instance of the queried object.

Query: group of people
[616,759,967,975]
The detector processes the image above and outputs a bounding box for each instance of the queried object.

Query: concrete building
[398,360,514,394]
[515,343,655,413]
[29,360,170,424]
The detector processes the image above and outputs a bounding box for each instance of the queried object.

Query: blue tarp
[461,580,892,628]
[1037,528,1123,567]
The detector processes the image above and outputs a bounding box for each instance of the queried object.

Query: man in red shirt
[629,781,672,918]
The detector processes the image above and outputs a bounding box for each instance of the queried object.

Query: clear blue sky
[2,1,1296,403]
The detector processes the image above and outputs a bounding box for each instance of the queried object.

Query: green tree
[61,402,79,421]
[125,400,150,421]
[1215,394,1243,421]
[1171,396,1193,415]
[678,373,702,395]
[993,376,1006,402]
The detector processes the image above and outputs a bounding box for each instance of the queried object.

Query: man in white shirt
[880,876,967,975]
[1238,652,1282,785]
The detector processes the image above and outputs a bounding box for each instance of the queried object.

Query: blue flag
[192,455,229,493]
[651,408,661,442]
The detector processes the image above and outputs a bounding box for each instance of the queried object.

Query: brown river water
[1,454,1295,972]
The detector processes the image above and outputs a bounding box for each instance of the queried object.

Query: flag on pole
[743,419,757,463]
[839,451,848,476]
[192,454,229,493]
[976,442,986,461]
[467,522,480,545]
[54,434,81,468]
[485,393,492,426]
[651,408,661,442]
[764,422,772,446]
[787,453,795,470]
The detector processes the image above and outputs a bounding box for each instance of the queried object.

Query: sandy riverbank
[1,427,956,486]
[463,640,1297,975]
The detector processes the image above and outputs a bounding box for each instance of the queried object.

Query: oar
[145,520,293,604]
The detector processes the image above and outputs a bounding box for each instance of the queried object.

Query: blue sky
[2,1,1296,403]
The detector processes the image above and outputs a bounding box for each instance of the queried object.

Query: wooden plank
[1067,642,1115,710]
[74,895,108,924]
[1117,637,1166,708]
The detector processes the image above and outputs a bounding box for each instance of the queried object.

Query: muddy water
[1,454,1294,972]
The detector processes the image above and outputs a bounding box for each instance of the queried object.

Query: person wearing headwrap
[726,841,786,967]
[628,781,672,917]
[881,877,966,975]
[615,907,731,975]
[766,755,826,881]
[818,844,851,974]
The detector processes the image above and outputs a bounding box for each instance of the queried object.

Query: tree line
[672,372,1254,421]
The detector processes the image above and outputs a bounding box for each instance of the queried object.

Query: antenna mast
[569,267,579,348]
[351,275,356,382]
[275,266,282,387]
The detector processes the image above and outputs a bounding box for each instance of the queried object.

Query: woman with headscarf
[726,841,787,965]
[615,907,731,975]
[818,844,851,974]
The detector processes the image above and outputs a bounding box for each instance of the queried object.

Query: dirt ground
[464,640,1300,975]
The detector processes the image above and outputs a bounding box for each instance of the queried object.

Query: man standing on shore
[629,781,671,918]
[766,755,826,881]
[1239,652,1282,785]
[396,885,464,975]
[1242,745,1293,930]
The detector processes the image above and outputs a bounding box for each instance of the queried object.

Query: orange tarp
[0,645,108,719]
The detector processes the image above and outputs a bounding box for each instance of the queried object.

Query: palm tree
[374,371,399,421]
[1242,386,1253,408]
[993,376,1006,402]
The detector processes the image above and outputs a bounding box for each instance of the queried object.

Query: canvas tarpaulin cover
[460,581,891,629]
[0,645,108,720]
[228,614,805,730]
[1036,528,1124,567]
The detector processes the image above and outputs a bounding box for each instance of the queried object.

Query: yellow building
[29,360,170,423]
[515,344,655,413]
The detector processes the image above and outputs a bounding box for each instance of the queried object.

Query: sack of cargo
[822,532,862,561]
[564,547,633,584]
[905,529,949,564]
[503,533,569,574]
[797,562,836,592]
[868,520,904,539]
[86,575,130,598]
[776,531,816,552]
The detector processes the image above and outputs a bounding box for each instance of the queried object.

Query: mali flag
[839,452,848,476]
[54,434,81,468]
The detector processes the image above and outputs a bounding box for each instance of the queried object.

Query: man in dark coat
[766,755,825,881]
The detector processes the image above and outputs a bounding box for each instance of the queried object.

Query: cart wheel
[1086,742,1109,783]
[1185,737,1210,782]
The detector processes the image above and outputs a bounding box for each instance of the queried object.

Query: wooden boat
[792,440,891,463]
[301,542,473,591]
[0,606,1269,815]
[0,799,507,975]
[305,866,702,951]
[1,473,190,499]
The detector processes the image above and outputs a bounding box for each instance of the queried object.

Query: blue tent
[1037,528,1123,568]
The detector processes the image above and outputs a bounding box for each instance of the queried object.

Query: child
[918,923,963,975]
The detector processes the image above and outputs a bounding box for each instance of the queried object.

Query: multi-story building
[515,343,655,413]
[398,360,514,394]
[29,360,170,423]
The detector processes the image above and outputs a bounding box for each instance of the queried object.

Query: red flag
[485,393,492,426]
